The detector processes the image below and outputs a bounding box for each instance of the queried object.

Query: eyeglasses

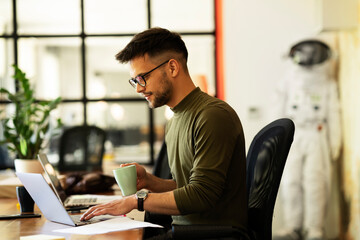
[129,60,170,88]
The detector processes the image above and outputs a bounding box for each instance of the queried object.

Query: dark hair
[115,28,188,64]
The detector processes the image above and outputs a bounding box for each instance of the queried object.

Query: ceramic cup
[113,165,137,196]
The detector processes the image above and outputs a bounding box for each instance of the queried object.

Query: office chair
[153,141,172,179]
[170,118,295,240]
[58,125,106,172]
[143,141,173,239]
[245,118,294,240]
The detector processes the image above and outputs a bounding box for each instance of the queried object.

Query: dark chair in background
[58,125,106,172]
[0,144,12,170]
[146,118,295,240]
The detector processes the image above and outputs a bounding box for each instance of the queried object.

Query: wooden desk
[0,198,143,240]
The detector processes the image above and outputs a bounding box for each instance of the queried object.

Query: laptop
[16,172,115,226]
[37,153,120,208]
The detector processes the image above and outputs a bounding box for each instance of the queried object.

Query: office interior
[0,0,359,239]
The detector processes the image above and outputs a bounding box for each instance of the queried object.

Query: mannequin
[274,40,342,240]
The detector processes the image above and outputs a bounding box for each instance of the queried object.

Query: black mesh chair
[245,118,294,240]
[58,125,106,172]
[170,118,295,240]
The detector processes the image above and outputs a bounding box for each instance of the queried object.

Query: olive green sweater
[165,88,247,230]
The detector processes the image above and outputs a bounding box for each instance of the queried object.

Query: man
[81,27,248,237]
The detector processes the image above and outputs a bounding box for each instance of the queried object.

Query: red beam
[215,0,225,100]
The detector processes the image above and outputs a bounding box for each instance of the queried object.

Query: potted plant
[0,64,62,173]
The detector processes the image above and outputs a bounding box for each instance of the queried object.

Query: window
[0,0,216,166]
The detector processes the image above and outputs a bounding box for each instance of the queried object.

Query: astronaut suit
[275,40,342,240]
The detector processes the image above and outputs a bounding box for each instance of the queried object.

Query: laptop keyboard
[71,197,98,204]
[70,214,105,226]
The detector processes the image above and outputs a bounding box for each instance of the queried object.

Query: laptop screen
[38,153,68,203]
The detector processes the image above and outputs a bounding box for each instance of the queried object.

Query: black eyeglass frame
[129,60,170,88]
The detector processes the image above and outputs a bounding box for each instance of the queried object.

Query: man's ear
[168,59,180,77]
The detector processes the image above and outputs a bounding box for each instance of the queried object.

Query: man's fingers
[81,208,101,220]
[120,162,136,168]
[83,208,107,220]
[80,206,103,220]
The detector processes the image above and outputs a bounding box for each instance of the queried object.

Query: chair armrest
[144,211,172,228]
[172,225,250,240]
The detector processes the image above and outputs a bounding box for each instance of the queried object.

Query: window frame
[0,0,217,165]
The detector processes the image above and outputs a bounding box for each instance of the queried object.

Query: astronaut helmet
[289,39,332,67]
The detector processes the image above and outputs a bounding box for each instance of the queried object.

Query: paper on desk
[53,216,163,235]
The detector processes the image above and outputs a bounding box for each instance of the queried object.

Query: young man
[81,27,248,235]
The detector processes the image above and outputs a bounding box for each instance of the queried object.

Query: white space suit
[276,40,342,239]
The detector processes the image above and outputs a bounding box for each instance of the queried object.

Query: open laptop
[37,153,120,208]
[16,172,115,226]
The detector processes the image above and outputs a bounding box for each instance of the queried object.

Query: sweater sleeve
[173,105,241,214]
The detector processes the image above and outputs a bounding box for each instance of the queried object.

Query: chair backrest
[58,125,106,172]
[246,118,295,240]
[153,141,172,179]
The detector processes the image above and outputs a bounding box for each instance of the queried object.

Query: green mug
[113,165,137,196]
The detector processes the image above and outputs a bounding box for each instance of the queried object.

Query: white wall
[224,0,320,148]
[223,0,347,237]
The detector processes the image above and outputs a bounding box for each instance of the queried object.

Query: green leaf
[20,137,27,156]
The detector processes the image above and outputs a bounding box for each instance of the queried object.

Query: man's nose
[136,84,145,93]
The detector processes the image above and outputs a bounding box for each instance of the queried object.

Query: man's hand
[80,196,136,221]
[120,162,176,193]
